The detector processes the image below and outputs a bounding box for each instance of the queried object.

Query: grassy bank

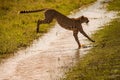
[63,0,120,80]
[0,0,96,60]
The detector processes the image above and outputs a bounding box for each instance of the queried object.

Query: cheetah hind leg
[36,12,54,33]
[36,20,40,33]
[36,19,53,33]
[36,19,47,33]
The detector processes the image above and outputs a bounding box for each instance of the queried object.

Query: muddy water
[0,0,116,80]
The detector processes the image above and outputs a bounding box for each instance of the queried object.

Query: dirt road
[0,0,116,80]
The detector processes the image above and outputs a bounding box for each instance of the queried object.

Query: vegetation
[0,0,96,60]
[63,0,120,80]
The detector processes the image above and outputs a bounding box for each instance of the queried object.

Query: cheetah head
[78,16,89,24]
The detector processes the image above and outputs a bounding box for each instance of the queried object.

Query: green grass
[0,0,96,61]
[107,0,120,11]
[63,0,120,80]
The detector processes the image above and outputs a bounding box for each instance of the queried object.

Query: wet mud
[0,0,116,80]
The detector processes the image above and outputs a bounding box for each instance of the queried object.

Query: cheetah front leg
[73,30,81,49]
[80,30,95,42]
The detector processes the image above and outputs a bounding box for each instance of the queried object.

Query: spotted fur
[20,9,95,48]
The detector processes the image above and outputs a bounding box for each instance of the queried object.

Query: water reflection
[75,49,81,61]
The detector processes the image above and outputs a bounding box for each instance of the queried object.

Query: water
[0,0,116,80]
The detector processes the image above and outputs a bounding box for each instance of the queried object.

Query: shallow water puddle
[0,0,116,80]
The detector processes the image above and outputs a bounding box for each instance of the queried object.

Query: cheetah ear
[81,16,84,18]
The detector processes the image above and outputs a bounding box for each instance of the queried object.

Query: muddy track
[0,0,116,80]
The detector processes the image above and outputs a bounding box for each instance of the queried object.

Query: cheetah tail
[19,8,47,14]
